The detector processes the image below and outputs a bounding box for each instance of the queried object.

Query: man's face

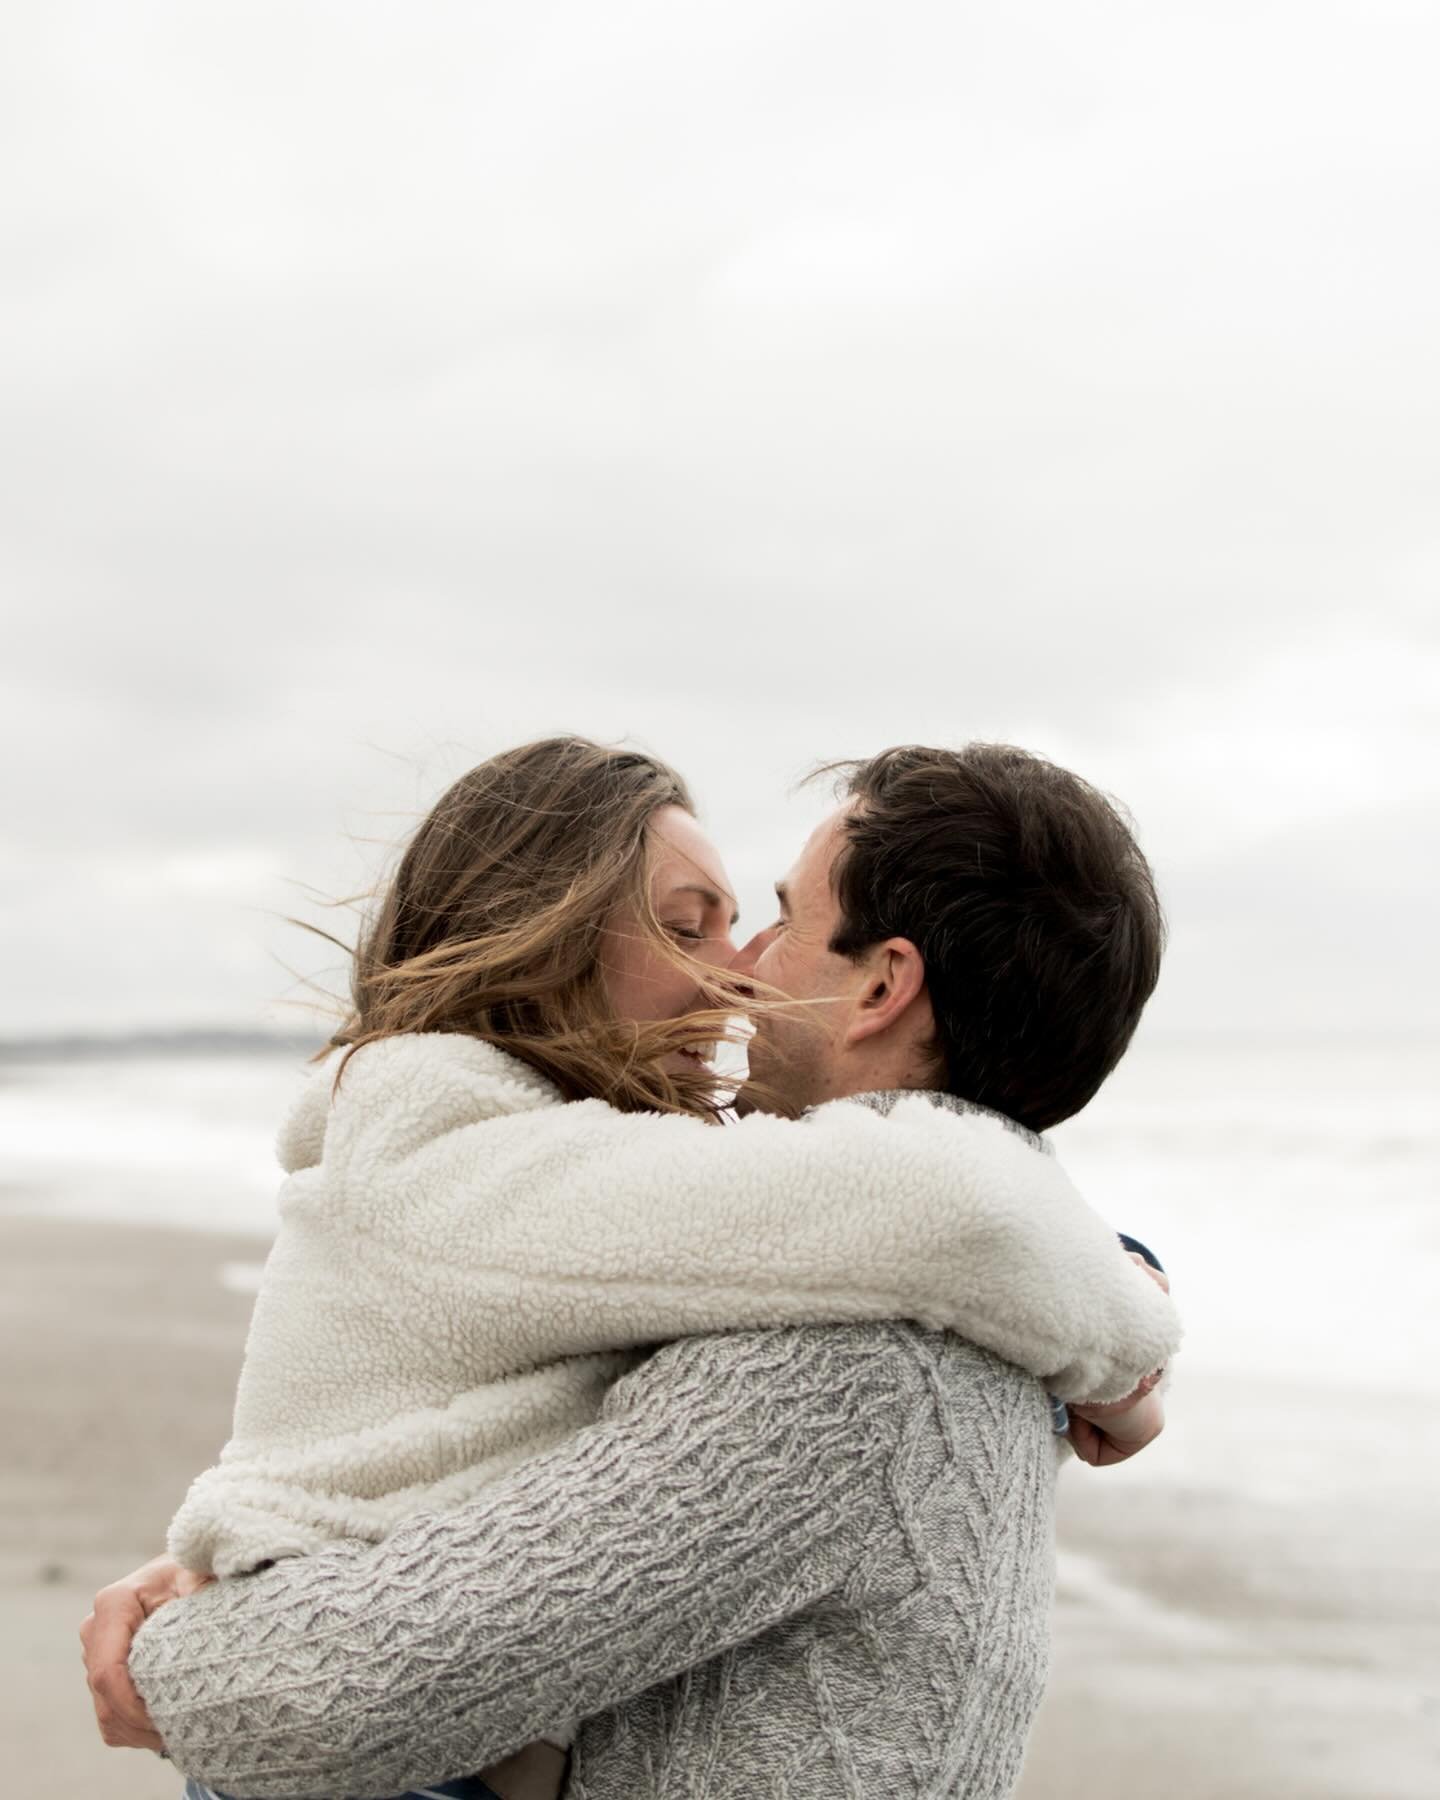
[731,805,867,1115]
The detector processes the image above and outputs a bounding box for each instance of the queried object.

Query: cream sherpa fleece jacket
[168,1031,1181,1578]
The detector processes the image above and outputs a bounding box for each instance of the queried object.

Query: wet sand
[1,1215,265,1796]
[1018,1449,1440,1800]
[3,1213,1436,1798]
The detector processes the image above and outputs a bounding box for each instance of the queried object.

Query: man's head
[733,743,1164,1129]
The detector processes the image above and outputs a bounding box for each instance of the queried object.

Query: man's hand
[1068,1251,1170,1467]
[80,1554,211,1751]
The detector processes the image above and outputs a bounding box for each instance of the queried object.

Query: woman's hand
[1067,1381,1166,1465]
[80,1553,212,1750]
[1067,1252,1170,1467]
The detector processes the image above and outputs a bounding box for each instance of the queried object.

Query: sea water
[1050,1034,1440,1396]
[0,1047,302,1236]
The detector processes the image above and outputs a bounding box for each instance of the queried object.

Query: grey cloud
[4,2,1437,1033]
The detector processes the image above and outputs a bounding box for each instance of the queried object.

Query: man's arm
[130,1324,911,1799]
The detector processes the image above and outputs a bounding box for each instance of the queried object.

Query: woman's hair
[316,736,753,1118]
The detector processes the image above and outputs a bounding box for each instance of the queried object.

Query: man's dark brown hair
[826,743,1164,1132]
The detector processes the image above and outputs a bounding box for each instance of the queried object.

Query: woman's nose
[698,930,740,970]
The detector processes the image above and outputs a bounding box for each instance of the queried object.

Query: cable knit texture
[133,1321,1059,1800]
[167,1032,1179,1579]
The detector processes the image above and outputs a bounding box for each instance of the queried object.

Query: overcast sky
[4,1,1437,1039]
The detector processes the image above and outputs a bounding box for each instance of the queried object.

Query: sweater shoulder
[597,1320,1050,1464]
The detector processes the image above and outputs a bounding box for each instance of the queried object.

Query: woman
[84,736,1178,1800]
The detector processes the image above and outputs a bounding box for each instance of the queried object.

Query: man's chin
[733,1078,804,1120]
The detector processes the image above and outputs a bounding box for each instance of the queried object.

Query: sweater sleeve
[323,1044,1181,1403]
[132,1325,909,1799]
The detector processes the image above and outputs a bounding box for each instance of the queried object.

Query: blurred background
[2,4,1437,1795]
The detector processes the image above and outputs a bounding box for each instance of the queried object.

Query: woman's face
[600,805,740,1061]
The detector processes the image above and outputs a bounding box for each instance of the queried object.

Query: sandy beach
[4,1212,1437,1799]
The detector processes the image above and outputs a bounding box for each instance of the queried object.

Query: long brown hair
[314,737,753,1118]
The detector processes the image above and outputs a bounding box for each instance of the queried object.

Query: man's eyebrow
[774,881,790,916]
[671,882,741,927]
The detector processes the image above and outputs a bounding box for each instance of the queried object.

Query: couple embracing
[84,735,1182,1800]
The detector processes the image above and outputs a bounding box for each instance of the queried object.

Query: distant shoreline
[0,1028,325,1061]
[5,1026,1438,1064]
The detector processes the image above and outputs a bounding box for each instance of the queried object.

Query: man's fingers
[82,1558,195,1754]
[89,1654,150,1721]
[89,1658,160,1747]
[93,1693,163,1752]
[84,1589,145,1687]
[173,1567,214,1602]
[82,1586,162,1748]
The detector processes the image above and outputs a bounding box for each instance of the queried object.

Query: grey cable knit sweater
[133,1317,1059,1799]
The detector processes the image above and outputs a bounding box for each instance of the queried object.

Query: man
[85,742,1173,1798]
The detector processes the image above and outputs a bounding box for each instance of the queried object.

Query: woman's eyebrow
[670,882,740,927]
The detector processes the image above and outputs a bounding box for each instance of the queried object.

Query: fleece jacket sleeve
[318,1042,1181,1403]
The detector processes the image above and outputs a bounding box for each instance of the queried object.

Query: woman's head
[327,736,746,1116]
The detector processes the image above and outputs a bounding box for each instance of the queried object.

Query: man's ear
[842,938,929,1047]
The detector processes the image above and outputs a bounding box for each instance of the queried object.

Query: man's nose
[729,930,767,978]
